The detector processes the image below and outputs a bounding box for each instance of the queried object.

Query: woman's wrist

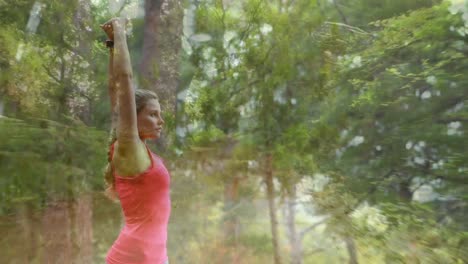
[106,39,114,48]
[112,19,127,39]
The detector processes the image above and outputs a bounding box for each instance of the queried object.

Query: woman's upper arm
[115,74,139,144]
[110,17,151,171]
[113,139,151,177]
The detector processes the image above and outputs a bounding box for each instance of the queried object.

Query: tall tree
[140,0,184,114]
[310,2,468,262]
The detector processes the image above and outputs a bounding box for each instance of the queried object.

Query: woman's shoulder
[112,140,153,178]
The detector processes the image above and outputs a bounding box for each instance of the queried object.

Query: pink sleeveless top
[106,142,171,264]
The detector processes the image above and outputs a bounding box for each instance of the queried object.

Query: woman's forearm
[112,19,139,141]
[113,22,133,78]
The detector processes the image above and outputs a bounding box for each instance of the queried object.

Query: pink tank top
[106,142,171,264]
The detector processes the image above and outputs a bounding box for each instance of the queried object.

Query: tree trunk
[140,0,183,114]
[223,175,240,244]
[72,0,93,125]
[70,194,94,264]
[332,0,348,24]
[69,2,95,262]
[16,202,39,263]
[140,0,163,90]
[41,200,73,263]
[73,0,92,57]
[0,97,4,116]
[344,236,359,264]
[140,0,184,150]
[285,185,302,264]
[265,154,282,264]
[223,174,241,263]
[174,1,198,147]
[399,180,413,201]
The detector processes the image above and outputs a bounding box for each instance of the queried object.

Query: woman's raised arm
[111,19,139,146]
[101,18,150,177]
[101,22,118,132]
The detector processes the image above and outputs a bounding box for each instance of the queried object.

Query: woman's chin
[140,132,161,140]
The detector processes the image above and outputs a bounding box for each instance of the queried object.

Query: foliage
[0,0,467,263]
[308,1,468,262]
[0,117,107,214]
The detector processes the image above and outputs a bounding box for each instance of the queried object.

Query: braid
[104,128,118,201]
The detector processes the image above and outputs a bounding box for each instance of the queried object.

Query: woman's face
[137,99,164,140]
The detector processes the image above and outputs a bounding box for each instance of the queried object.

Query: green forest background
[0,0,467,263]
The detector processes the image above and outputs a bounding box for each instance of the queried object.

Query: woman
[101,18,171,264]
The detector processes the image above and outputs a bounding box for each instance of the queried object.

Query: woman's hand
[100,18,129,41]
[100,18,116,41]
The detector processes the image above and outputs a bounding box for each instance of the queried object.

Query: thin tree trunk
[223,174,241,264]
[0,97,4,116]
[72,0,93,125]
[223,175,240,243]
[399,180,413,201]
[344,236,358,264]
[265,154,282,264]
[332,0,348,24]
[71,194,93,264]
[286,185,302,264]
[175,0,197,147]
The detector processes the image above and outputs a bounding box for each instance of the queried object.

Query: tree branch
[42,65,61,83]
[299,217,329,240]
[436,117,468,124]
[324,21,370,35]
[332,0,348,24]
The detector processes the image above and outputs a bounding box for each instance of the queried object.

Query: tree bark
[265,154,282,264]
[285,185,302,264]
[344,236,359,264]
[223,173,242,264]
[223,175,240,244]
[41,200,73,263]
[140,0,184,150]
[332,0,348,24]
[140,0,163,91]
[16,202,39,263]
[140,0,183,114]
[0,97,4,116]
[70,194,94,264]
[72,0,93,125]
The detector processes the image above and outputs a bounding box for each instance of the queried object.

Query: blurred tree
[310,1,468,262]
